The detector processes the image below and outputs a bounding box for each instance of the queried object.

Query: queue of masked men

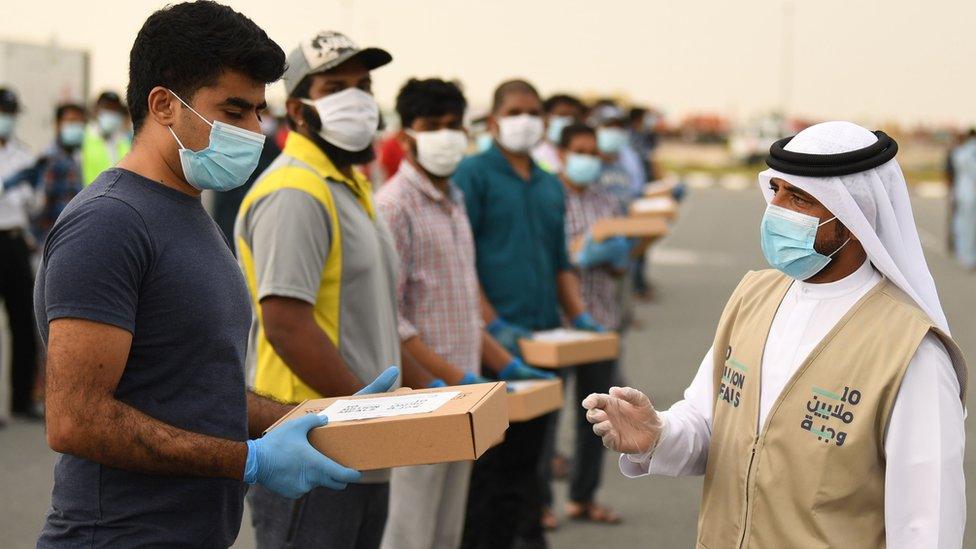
[234,34,643,548]
[23,2,657,547]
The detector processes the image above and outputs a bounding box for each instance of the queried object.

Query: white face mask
[496,114,544,153]
[301,88,379,152]
[407,128,468,177]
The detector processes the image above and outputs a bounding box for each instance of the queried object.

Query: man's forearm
[556,269,587,319]
[481,331,513,374]
[479,286,499,325]
[247,390,294,438]
[265,311,363,398]
[403,336,464,384]
[52,394,246,480]
[401,345,438,388]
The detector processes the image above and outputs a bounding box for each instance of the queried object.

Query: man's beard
[302,105,376,167]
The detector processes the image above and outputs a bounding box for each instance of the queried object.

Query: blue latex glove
[575,235,632,269]
[487,318,532,357]
[611,238,637,270]
[572,312,606,333]
[244,366,400,499]
[356,366,401,395]
[459,371,492,385]
[498,358,556,381]
[427,378,447,388]
[245,414,361,499]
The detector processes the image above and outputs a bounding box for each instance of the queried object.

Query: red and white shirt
[376,160,482,374]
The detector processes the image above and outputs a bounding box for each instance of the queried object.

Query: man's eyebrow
[788,185,815,200]
[220,97,263,111]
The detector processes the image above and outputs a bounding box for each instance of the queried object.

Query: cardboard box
[643,179,677,199]
[265,383,509,470]
[519,329,620,368]
[507,378,564,422]
[589,216,669,241]
[629,196,678,220]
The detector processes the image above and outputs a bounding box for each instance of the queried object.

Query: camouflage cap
[282,31,392,96]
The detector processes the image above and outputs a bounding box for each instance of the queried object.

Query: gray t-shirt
[34,168,252,548]
[235,159,401,484]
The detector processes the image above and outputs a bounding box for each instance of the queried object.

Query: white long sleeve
[883,335,965,548]
[619,263,965,546]
[619,347,714,478]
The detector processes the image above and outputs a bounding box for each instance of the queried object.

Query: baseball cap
[590,104,626,125]
[282,31,392,96]
[0,88,20,113]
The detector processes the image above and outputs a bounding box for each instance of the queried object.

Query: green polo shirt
[454,143,570,331]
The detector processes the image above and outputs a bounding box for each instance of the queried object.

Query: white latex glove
[582,386,663,455]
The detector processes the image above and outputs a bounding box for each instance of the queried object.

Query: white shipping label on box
[632,197,674,213]
[506,380,549,392]
[530,329,599,343]
[317,391,460,422]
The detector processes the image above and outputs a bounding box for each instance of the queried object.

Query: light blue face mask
[475,133,493,153]
[547,116,573,144]
[167,90,265,192]
[0,113,15,138]
[59,122,85,147]
[597,127,628,154]
[564,153,602,185]
[760,203,851,280]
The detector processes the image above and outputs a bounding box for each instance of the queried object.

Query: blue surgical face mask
[475,133,493,153]
[97,111,124,135]
[760,203,851,280]
[167,90,265,192]
[547,115,573,144]
[59,122,85,147]
[564,152,602,185]
[0,113,15,138]
[597,127,628,154]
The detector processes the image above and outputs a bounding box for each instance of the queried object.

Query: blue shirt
[34,168,252,548]
[453,144,570,330]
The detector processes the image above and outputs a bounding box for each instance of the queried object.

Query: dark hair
[395,78,467,129]
[55,102,86,122]
[491,79,540,113]
[126,1,286,133]
[628,106,648,123]
[559,123,596,148]
[543,94,583,115]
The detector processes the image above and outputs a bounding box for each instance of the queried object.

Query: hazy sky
[4,0,976,125]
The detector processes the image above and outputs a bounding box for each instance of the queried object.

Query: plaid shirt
[376,160,482,374]
[564,184,627,330]
[36,143,83,240]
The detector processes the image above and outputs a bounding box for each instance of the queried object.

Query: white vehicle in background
[0,40,89,152]
[729,114,788,165]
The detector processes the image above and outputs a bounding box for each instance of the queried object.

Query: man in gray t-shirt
[235,31,424,549]
[33,6,397,547]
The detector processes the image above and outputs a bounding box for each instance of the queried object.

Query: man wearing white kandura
[583,121,967,548]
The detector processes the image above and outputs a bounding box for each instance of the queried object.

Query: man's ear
[147,87,177,128]
[395,129,412,152]
[285,98,306,128]
[487,115,499,136]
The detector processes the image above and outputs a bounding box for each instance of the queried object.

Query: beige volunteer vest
[697,270,966,549]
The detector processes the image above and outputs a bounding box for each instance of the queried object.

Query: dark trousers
[0,229,37,414]
[462,415,549,549]
[249,483,389,549]
[632,255,648,293]
[540,360,616,506]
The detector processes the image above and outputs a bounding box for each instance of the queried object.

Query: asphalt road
[1,184,972,548]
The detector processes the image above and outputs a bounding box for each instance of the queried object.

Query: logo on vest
[719,347,748,408]
[799,385,862,447]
